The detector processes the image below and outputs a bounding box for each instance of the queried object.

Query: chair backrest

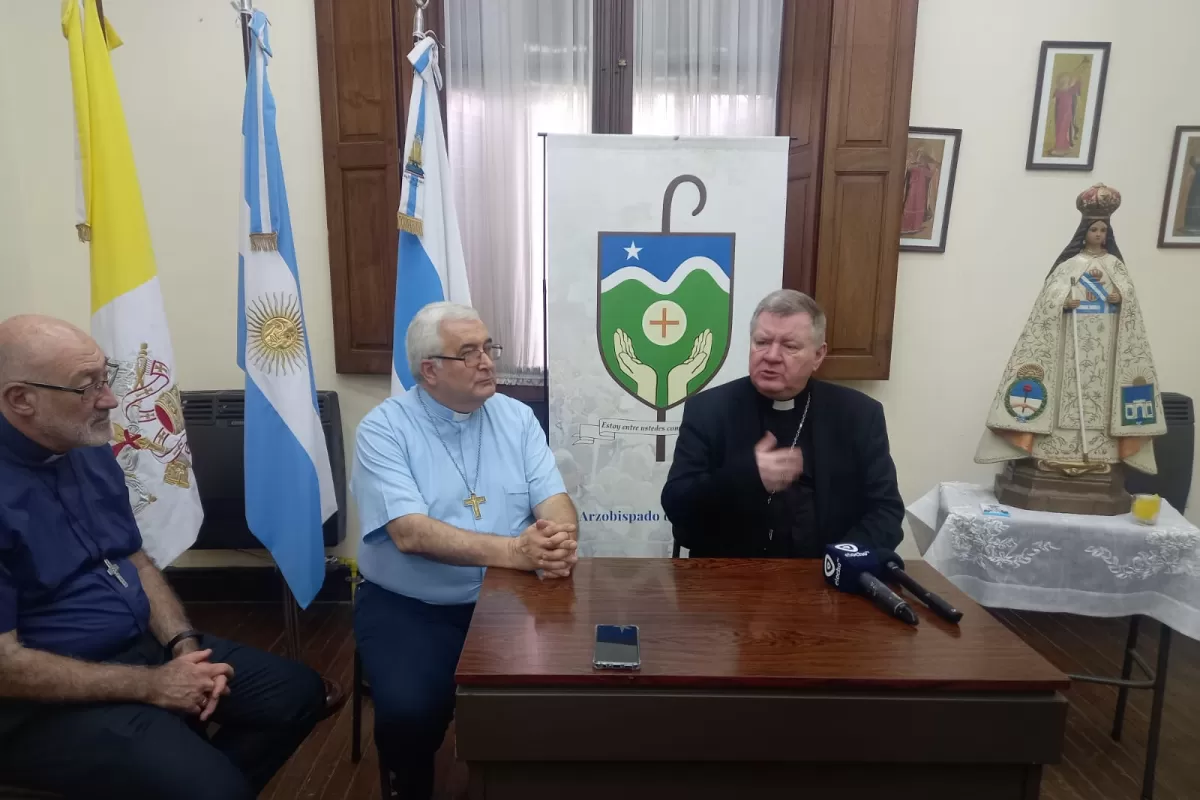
[181,390,348,549]
[1125,392,1194,514]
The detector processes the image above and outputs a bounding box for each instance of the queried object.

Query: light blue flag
[237,10,337,608]
[392,36,472,393]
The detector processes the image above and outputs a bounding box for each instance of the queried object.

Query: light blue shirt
[351,386,566,605]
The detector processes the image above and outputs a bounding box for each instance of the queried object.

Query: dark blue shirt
[0,414,150,660]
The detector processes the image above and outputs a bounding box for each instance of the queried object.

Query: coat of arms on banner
[595,175,734,461]
[109,342,194,516]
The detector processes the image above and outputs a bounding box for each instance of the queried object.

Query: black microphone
[876,550,963,624]
[823,544,918,626]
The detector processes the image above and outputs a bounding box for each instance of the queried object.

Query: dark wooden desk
[455,558,1069,800]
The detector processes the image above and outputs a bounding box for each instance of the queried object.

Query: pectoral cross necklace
[419,390,488,520]
[765,392,811,542]
[105,559,129,588]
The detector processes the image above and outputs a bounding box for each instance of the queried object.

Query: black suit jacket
[661,377,903,558]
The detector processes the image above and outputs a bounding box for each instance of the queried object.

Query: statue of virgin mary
[975,184,1166,484]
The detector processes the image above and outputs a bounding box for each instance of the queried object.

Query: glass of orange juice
[1131,494,1161,526]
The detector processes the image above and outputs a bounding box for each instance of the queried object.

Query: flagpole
[95,0,106,40]
[234,0,252,74]
[413,0,428,40]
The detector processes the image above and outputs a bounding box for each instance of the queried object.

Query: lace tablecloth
[907,482,1200,640]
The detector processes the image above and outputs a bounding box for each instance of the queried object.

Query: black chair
[671,524,686,558]
[181,389,348,551]
[349,585,392,800]
[351,647,370,763]
[1124,392,1194,513]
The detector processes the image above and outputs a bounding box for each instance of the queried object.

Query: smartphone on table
[592,624,640,670]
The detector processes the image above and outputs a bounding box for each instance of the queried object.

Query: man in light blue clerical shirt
[351,301,578,799]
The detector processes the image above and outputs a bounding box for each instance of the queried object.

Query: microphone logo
[833,543,860,553]
[823,554,836,577]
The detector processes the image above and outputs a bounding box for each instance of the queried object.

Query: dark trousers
[0,633,325,800]
[354,580,475,800]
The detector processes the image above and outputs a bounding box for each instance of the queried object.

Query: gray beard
[64,415,112,449]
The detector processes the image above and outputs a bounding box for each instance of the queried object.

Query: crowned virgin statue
[975,184,1167,514]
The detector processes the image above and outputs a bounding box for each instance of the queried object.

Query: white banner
[546,135,788,556]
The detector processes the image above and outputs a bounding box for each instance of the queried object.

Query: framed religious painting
[899,127,962,253]
[1158,126,1200,248]
[1026,41,1111,171]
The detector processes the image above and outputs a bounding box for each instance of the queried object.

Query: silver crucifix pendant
[104,559,129,588]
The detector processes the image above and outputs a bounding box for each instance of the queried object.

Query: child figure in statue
[975,185,1166,512]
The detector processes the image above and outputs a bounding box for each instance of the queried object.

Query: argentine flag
[392,37,471,393]
[237,10,337,608]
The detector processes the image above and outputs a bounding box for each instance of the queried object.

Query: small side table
[907,482,1200,800]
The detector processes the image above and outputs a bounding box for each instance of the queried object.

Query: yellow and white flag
[64,0,203,565]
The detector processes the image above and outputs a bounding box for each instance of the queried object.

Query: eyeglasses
[20,360,121,401]
[427,344,503,368]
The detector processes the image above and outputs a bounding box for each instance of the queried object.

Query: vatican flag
[64,0,203,566]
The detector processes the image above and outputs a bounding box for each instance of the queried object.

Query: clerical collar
[417,387,478,424]
[0,412,59,464]
[763,386,810,413]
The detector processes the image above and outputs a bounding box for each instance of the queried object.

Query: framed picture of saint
[1026,41,1110,171]
[899,127,961,253]
[1158,126,1200,248]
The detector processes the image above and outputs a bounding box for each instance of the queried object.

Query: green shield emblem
[595,176,735,461]
[597,230,735,411]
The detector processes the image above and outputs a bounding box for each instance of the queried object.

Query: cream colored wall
[858,0,1200,553]
[0,53,30,324]
[1,1,1197,568]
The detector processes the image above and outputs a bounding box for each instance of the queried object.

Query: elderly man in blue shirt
[352,301,578,799]
[0,315,327,799]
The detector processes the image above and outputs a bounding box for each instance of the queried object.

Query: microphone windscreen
[823,543,881,593]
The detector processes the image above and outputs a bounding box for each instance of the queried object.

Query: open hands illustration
[667,328,712,406]
[614,329,657,404]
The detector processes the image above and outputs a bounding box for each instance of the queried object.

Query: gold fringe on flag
[397,213,424,237]
[76,222,92,243]
[250,232,279,252]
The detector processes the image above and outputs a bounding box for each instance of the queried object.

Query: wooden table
[455,558,1069,800]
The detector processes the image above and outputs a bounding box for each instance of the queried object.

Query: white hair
[405,302,482,383]
[750,289,827,346]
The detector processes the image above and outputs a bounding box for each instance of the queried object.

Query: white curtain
[632,0,784,136]
[444,0,592,384]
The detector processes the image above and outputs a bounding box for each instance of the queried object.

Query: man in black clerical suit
[662,290,903,558]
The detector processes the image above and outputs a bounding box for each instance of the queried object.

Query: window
[631,0,783,137]
[316,0,919,381]
[444,0,592,382]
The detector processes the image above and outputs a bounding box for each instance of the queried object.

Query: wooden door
[314,0,443,374]
[810,0,919,379]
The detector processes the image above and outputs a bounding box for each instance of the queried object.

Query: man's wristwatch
[165,629,203,654]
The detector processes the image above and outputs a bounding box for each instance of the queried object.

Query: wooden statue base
[994,460,1131,516]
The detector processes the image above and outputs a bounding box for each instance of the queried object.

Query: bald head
[0,315,97,385]
[0,315,115,453]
